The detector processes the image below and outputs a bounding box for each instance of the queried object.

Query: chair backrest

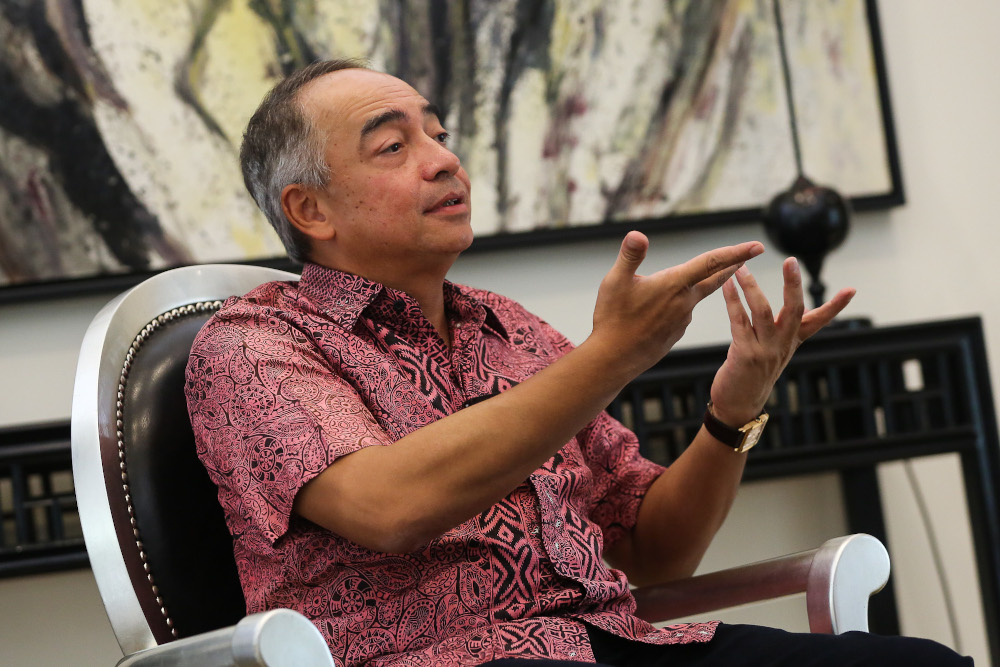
[72,264,299,656]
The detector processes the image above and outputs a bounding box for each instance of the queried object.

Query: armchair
[72,264,890,666]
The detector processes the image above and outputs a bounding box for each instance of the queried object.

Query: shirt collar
[298,263,384,330]
[298,262,508,340]
[445,281,510,340]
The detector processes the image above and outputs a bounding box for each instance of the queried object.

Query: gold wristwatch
[703,401,769,453]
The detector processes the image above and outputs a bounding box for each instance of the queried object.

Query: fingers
[773,257,806,336]
[778,257,805,317]
[733,265,777,337]
[684,242,764,297]
[722,276,752,341]
[692,263,742,299]
[799,287,857,339]
[611,231,649,280]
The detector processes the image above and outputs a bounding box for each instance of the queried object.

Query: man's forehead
[299,69,431,130]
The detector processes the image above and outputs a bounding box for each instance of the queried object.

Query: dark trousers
[479,623,974,666]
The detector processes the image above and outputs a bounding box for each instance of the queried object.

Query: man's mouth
[426,193,467,213]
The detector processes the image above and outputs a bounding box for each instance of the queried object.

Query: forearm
[296,332,642,552]
[606,427,747,586]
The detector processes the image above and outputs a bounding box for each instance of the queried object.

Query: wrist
[581,331,651,381]
[704,401,769,453]
[706,400,762,429]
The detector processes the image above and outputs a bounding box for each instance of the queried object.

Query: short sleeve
[579,413,666,548]
[185,306,391,545]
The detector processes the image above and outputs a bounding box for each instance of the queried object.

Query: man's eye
[436,132,450,144]
[384,142,402,154]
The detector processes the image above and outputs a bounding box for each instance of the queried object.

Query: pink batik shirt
[184,262,718,666]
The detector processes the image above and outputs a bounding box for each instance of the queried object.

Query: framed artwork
[0,0,902,302]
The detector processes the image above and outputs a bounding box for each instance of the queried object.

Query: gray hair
[240,58,369,263]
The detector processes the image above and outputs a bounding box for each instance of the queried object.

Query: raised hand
[590,231,764,376]
[709,256,856,427]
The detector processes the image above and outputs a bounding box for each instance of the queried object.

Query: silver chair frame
[633,533,890,633]
[72,265,335,666]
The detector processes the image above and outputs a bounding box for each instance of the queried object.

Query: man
[186,59,970,666]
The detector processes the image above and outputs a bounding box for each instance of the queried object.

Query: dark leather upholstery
[119,311,246,640]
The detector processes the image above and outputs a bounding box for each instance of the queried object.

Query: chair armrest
[631,533,890,634]
[115,609,335,667]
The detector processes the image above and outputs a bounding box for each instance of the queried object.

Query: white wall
[0,1,996,664]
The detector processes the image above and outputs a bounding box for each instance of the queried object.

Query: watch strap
[703,401,769,453]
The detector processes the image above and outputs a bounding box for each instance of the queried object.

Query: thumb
[614,231,648,279]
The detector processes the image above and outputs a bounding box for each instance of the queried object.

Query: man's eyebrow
[359,103,445,140]
[360,108,406,139]
[423,103,443,120]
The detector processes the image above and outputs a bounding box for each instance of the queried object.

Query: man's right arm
[293,232,763,553]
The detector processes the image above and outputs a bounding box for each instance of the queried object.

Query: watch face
[743,425,764,449]
[737,413,769,452]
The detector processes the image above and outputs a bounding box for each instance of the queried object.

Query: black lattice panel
[0,423,85,576]
[609,332,983,472]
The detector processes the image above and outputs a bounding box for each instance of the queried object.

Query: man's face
[298,69,473,282]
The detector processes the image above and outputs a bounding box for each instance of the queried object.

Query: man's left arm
[604,257,855,587]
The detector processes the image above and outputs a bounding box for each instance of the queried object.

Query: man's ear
[281,183,336,242]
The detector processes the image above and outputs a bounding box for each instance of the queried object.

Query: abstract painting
[0,0,900,299]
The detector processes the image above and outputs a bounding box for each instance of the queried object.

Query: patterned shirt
[185,262,719,666]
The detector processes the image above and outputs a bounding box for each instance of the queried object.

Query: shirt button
[555,520,562,528]
[568,651,577,658]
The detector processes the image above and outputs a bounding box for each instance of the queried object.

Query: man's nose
[420,136,462,181]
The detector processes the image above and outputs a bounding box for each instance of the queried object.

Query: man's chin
[444,218,475,250]
[443,234,475,257]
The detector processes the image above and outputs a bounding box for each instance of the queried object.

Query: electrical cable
[771,0,804,174]
[902,459,963,653]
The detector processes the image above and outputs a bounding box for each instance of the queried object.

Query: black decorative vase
[762,174,851,309]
